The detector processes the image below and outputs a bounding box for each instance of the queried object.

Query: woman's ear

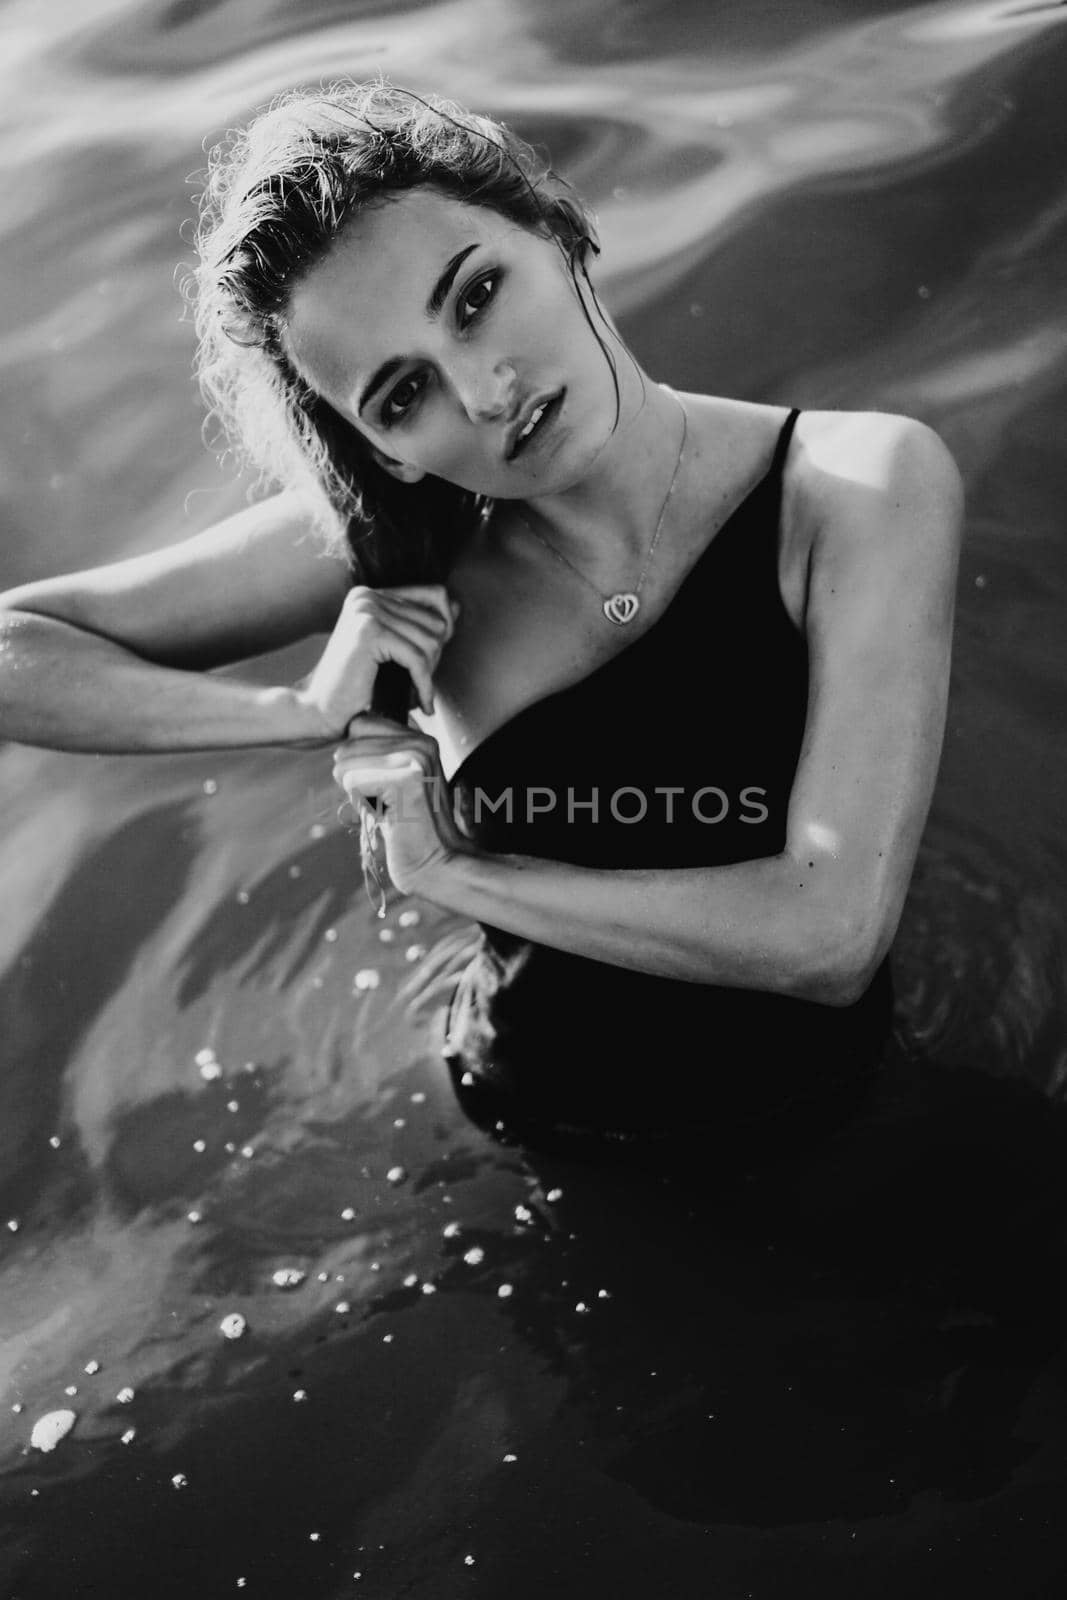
[369,446,426,485]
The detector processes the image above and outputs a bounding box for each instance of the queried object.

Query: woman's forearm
[0,608,327,753]
[428,846,870,1005]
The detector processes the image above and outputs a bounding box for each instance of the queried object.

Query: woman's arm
[0,491,347,752]
[0,492,456,754]
[339,414,963,1005]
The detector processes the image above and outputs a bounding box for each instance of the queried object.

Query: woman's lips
[509,391,564,460]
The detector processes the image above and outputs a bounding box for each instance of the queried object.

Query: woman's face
[283,186,617,498]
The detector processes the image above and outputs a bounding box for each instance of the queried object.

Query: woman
[0,82,963,1163]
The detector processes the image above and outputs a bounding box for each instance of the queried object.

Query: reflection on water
[1,1,1066,1595]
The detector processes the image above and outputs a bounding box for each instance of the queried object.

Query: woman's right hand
[292,583,460,737]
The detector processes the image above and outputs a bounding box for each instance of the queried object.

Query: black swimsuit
[442,409,893,1155]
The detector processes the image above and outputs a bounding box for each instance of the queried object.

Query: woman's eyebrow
[357,242,481,415]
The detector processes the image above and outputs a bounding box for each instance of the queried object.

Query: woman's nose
[454,360,518,423]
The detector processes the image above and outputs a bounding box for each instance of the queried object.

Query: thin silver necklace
[514,383,688,626]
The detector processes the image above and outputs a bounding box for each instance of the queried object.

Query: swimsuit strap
[770,408,802,475]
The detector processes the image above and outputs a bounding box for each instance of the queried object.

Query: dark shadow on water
[451,1046,1067,1530]
[174,832,359,1006]
[0,801,198,1216]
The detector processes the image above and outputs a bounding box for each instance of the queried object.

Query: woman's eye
[459,273,498,326]
[382,372,425,425]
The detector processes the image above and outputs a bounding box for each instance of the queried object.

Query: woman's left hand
[332,714,470,899]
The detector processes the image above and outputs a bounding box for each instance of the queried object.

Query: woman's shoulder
[672,395,933,515]
[772,403,953,488]
[688,399,953,525]
[773,405,961,545]
[773,405,963,647]
[681,398,952,630]
[683,394,939,474]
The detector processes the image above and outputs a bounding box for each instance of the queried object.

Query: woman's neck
[515,372,692,570]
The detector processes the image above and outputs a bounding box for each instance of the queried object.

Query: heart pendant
[603,592,640,625]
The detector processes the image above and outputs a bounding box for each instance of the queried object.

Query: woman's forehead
[284,189,518,410]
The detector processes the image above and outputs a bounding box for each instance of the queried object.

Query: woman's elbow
[794,903,886,1008]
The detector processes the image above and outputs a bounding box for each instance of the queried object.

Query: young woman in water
[0,82,963,1158]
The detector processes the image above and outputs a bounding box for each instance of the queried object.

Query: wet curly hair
[191,79,609,586]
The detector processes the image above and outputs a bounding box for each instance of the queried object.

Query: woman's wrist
[258,684,343,747]
[407,841,479,908]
